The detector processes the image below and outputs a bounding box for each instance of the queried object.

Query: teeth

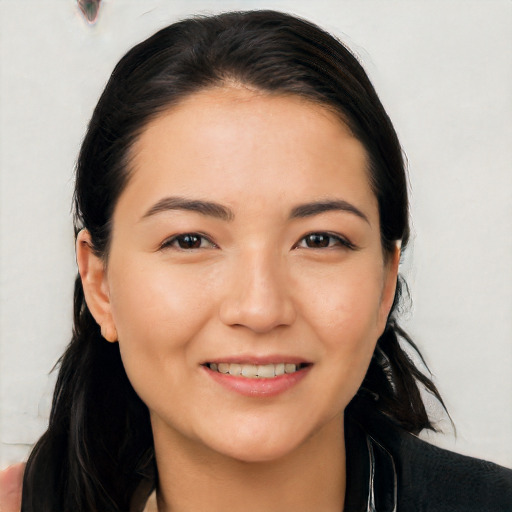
[241,365,258,378]
[229,363,242,376]
[218,363,229,374]
[285,363,296,374]
[208,362,302,378]
[257,364,275,378]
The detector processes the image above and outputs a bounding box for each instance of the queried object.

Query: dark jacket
[344,410,512,511]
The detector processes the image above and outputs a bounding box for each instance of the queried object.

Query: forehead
[121,87,377,222]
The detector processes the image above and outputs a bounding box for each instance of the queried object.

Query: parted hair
[22,10,445,511]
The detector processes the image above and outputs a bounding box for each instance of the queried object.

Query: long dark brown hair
[22,10,446,511]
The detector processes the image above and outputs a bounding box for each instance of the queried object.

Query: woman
[2,10,510,511]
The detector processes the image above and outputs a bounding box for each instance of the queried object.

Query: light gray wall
[1,0,511,468]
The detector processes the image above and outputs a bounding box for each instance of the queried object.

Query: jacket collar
[344,414,398,512]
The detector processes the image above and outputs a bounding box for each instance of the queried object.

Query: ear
[76,229,118,342]
[377,243,401,330]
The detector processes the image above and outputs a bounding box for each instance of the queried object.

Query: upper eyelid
[160,232,217,249]
[158,231,355,250]
[296,232,356,249]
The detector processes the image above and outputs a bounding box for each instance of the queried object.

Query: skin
[0,463,23,512]
[76,87,400,512]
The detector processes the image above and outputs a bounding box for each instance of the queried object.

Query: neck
[151,415,346,512]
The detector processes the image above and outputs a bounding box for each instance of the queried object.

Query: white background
[1,0,511,468]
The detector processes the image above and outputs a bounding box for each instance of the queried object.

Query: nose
[219,249,296,334]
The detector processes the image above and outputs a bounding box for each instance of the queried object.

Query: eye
[160,233,217,250]
[295,232,355,250]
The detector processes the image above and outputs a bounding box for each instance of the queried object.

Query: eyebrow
[141,196,368,224]
[290,199,369,224]
[142,196,235,221]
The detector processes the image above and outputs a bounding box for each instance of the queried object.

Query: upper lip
[201,355,311,365]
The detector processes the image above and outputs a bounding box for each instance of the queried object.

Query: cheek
[298,260,384,336]
[106,256,217,396]
[296,261,385,385]
[108,255,217,341]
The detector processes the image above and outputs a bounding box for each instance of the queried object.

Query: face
[81,87,398,463]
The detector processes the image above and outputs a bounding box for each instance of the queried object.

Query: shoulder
[370,416,512,511]
[0,463,24,512]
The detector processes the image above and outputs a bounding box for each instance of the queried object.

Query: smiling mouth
[204,362,310,379]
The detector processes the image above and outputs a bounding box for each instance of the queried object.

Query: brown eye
[304,234,330,248]
[176,234,202,249]
[161,233,216,250]
[296,232,355,250]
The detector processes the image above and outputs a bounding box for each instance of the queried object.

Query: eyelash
[160,233,217,250]
[294,232,356,250]
[160,232,355,251]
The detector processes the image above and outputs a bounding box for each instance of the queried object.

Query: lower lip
[202,365,312,397]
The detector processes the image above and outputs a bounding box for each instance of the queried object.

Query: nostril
[219,292,296,333]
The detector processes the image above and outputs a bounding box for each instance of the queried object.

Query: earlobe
[76,229,118,342]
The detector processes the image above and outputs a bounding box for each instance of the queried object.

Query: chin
[201,417,325,464]
[214,437,301,464]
